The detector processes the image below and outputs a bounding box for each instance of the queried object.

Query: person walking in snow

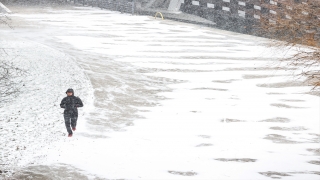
[60,88,83,137]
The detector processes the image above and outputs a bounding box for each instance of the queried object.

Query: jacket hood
[66,88,74,96]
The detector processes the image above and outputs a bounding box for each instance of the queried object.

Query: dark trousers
[64,113,77,135]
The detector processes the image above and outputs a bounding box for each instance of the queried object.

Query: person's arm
[60,97,67,108]
[75,97,83,108]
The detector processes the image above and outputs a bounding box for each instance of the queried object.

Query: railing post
[214,0,222,11]
[260,0,270,26]
[184,0,192,6]
[213,0,224,27]
[261,0,270,16]
[276,1,286,20]
[229,0,238,14]
[132,0,135,15]
[245,3,254,19]
[243,2,254,34]
[199,0,207,7]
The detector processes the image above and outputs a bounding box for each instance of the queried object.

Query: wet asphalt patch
[308,161,320,165]
[168,170,197,176]
[259,117,290,123]
[242,74,284,79]
[270,103,307,109]
[215,158,257,163]
[259,171,291,179]
[270,126,308,131]
[196,143,213,147]
[264,134,301,144]
[220,118,246,123]
[198,135,211,139]
[260,171,320,179]
[257,81,307,88]
[212,79,239,83]
[191,87,228,91]
[307,148,320,156]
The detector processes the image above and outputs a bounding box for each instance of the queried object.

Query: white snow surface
[0,5,319,180]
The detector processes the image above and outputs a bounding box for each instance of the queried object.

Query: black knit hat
[66,88,74,94]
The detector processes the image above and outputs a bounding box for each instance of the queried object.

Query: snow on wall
[0,2,11,13]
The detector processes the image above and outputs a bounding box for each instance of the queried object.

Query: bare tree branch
[258,0,320,88]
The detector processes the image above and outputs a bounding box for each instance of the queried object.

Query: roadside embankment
[0,36,92,178]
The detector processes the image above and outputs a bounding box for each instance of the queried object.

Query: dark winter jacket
[60,89,83,116]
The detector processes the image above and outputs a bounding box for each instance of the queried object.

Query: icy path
[1,5,319,179]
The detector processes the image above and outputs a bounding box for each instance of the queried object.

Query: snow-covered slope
[0,36,93,176]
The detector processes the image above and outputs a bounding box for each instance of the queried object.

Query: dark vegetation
[258,0,320,87]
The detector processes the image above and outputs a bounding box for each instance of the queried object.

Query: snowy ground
[0,5,319,180]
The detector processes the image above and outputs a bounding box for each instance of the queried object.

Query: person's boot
[72,127,76,131]
[68,133,73,137]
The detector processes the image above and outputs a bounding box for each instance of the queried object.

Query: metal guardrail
[180,0,320,41]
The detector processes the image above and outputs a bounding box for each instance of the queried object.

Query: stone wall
[179,0,320,42]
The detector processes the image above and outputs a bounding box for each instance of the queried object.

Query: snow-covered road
[1,5,319,179]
